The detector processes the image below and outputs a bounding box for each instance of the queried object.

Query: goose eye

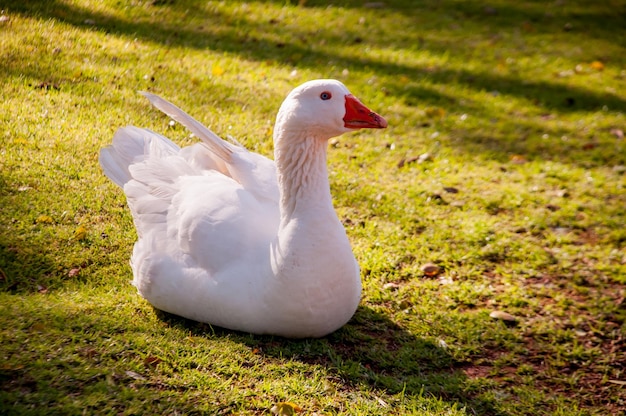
[320,91,332,100]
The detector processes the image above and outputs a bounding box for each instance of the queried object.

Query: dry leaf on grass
[144,356,163,368]
[421,263,441,277]
[490,310,519,325]
[590,61,604,71]
[510,155,528,164]
[271,402,302,415]
[125,370,146,381]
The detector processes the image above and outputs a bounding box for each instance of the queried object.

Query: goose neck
[274,131,332,221]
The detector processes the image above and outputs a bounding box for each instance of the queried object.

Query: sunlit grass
[1,0,624,414]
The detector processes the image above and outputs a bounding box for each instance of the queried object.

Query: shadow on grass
[0,174,59,293]
[0,240,57,293]
[6,1,626,112]
[5,0,625,169]
[156,305,507,415]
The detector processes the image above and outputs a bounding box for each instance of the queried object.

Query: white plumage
[99,79,387,338]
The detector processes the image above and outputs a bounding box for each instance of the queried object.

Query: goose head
[274,79,387,142]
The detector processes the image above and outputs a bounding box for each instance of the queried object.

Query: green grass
[1,0,625,414]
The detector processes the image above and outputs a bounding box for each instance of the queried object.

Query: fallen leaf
[489,310,519,325]
[270,402,302,415]
[397,155,421,168]
[590,61,604,71]
[421,263,441,277]
[37,285,48,294]
[417,152,432,163]
[125,370,146,381]
[144,356,163,368]
[608,379,626,386]
[510,154,527,164]
[68,268,80,277]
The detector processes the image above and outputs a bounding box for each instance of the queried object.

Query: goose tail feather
[140,92,235,163]
[98,126,179,188]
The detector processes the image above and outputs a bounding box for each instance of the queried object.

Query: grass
[0,0,624,414]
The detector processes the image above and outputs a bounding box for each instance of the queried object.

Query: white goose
[99,80,387,338]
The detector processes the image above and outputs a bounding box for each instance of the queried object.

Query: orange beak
[343,94,388,129]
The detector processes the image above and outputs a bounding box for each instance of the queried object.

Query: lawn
[1,0,625,414]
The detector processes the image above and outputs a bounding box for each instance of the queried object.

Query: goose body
[99,80,387,338]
